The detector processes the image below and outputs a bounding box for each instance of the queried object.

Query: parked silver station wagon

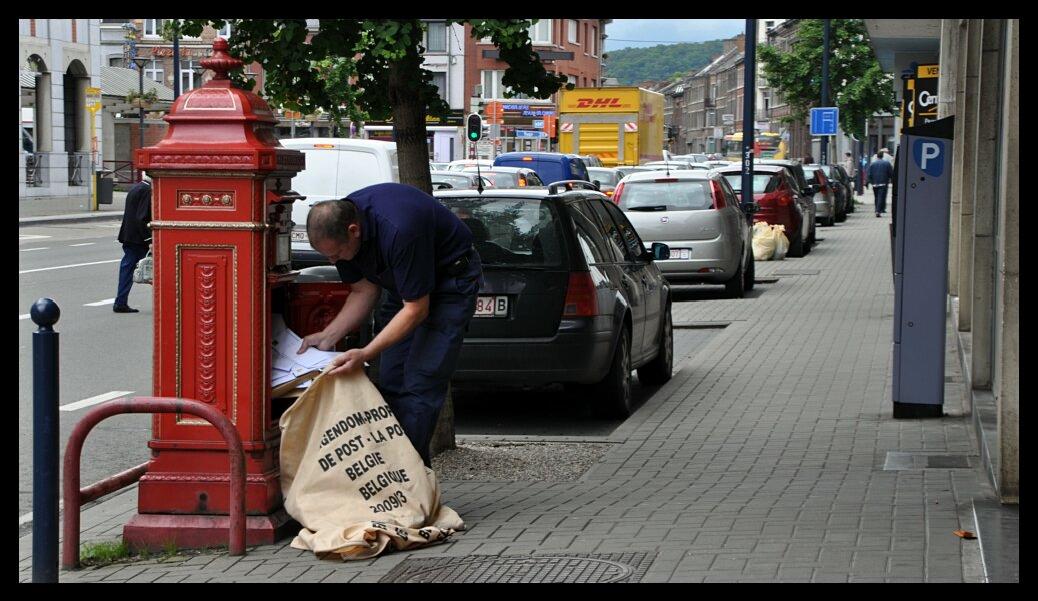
[613,170,756,298]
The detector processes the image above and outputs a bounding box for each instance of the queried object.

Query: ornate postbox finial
[200,38,243,81]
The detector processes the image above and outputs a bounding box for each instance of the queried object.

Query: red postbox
[124,39,306,549]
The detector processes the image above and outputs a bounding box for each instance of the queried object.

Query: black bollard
[31,298,60,583]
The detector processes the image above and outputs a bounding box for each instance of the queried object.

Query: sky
[604,20,746,52]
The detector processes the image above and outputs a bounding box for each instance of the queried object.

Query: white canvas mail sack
[279,369,464,560]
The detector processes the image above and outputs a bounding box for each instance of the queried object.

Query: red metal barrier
[62,397,246,570]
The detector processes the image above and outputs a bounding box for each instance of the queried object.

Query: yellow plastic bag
[771,224,789,260]
[752,221,776,261]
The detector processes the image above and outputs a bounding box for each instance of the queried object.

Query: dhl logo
[574,97,629,108]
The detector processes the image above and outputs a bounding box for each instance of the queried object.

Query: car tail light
[605,189,614,197]
[563,272,598,317]
[710,180,727,209]
[518,176,527,187]
[611,182,625,205]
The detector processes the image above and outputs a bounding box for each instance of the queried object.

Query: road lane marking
[69,243,96,247]
[19,314,30,320]
[19,259,121,274]
[20,234,51,240]
[60,390,134,412]
[20,247,49,252]
[84,298,116,307]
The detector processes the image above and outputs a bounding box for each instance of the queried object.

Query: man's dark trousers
[874,185,889,214]
[115,243,149,308]
[376,252,481,467]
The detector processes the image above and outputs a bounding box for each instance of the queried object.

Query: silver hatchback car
[614,170,756,298]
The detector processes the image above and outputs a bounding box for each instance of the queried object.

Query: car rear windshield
[803,167,822,184]
[484,172,519,187]
[722,174,780,194]
[439,197,564,267]
[587,168,620,186]
[432,174,476,189]
[619,181,714,212]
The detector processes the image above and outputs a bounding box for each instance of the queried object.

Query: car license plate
[474,295,508,318]
[291,230,308,243]
[671,248,691,260]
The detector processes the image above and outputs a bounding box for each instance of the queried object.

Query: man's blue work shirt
[334,183,473,301]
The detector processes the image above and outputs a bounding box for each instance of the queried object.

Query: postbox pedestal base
[123,510,298,552]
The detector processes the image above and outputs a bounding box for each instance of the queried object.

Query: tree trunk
[387,45,454,458]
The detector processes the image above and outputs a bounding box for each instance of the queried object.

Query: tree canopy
[171,19,567,128]
[758,19,896,139]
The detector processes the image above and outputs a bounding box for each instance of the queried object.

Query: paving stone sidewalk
[20,194,1001,582]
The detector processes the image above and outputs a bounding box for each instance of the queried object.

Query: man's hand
[327,347,369,376]
[298,331,337,354]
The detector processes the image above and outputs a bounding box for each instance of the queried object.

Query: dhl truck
[558,87,665,167]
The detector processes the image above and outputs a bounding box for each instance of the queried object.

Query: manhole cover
[379,552,655,583]
[883,452,972,470]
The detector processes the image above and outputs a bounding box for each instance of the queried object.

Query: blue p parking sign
[913,139,945,176]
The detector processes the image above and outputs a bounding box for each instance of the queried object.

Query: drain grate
[674,321,730,329]
[883,452,972,470]
[771,269,821,276]
[379,552,656,583]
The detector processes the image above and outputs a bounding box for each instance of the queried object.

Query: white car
[279,138,399,267]
[447,159,494,171]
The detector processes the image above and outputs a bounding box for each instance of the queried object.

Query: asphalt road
[20,221,154,521]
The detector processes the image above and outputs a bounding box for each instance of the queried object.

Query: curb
[20,213,124,227]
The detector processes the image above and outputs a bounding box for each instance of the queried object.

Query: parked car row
[281,141,858,418]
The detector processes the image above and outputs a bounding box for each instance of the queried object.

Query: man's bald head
[307,199,359,246]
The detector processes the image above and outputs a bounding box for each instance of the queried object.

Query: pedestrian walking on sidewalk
[113,174,152,313]
[298,183,482,468]
[867,152,894,217]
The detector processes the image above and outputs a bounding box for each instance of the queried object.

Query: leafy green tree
[758,19,896,138]
[172,19,569,193]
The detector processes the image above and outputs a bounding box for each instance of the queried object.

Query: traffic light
[467,113,483,142]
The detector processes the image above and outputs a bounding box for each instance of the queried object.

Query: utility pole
[741,19,757,216]
[820,19,831,164]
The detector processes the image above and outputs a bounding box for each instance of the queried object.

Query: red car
[715,165,810,257]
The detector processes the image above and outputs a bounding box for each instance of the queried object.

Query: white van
[279,138,399,267]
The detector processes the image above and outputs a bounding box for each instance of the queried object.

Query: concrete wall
[993,19,1018,504]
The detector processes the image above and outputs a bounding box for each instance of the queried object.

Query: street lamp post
[131,56,148,176]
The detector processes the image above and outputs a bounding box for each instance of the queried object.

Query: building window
[144,19,162,38]
[109,56,125,68]
[591,25,598,56]
[144,59,164,84]
[765,21,775,31]
[567,20,578,44]
[584,23,589,52]
[218,22,232,39]
[567,75,577,87]
[425,22,447,53]
[529,19,552,45]
[591,79,596,88]
[482,70,503,99]
[181,60,198,91]
[431,71,447,102]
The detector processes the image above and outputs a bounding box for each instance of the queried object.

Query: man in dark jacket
[298,183,482,467]
[867,151,894,217]
[114,175,152,313]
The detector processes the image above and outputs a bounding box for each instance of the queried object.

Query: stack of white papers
[271,314,340,390]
